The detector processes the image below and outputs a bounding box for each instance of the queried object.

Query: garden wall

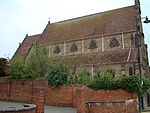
[0,78,139,113]
[0,79,45,113]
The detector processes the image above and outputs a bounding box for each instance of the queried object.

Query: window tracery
[70,43,78,52]
[53,45,61,54]
[130,34,135,46]
[109,38,120,48]
[129,67,133,75]
[89,40,98,49]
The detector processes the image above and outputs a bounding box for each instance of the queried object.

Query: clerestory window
[129,67,133,75]
[130,34,135,46]
[109,38,120,48]
[54,45,61,54]
[70,43,78,52]
[89,40,98,49]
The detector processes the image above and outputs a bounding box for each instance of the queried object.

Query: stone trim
[86,99,135,104]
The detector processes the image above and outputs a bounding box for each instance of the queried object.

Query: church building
[13,0,150,108]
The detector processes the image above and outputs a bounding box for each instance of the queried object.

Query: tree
[9,58,36,80]
[25,43,49,78]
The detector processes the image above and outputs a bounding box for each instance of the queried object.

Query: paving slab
[45,105,76,113]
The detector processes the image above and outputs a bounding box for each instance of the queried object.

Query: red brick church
[13,0,150,108]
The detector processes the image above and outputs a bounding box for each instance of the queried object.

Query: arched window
[70,43,78,52]
[54,45,61,54]
[130,34,135,46]
[129,67,133,75]
[89,40,98,49]
[109,38,120,48]
[147,93,150,106]
[107,70,115,77]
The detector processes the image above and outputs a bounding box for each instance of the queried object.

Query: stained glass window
[130,34,135,46]
[109,38,120,48]
[129,67,133,75]
[89,40,98,49]
[70,43,78,52]
[54,45,61,54]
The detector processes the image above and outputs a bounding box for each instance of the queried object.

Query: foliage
[25,43,49,78]
[88,73,117,90]
[141,76,150,96]
[77,72,92,85]
[0,58,9,76]
[67,73,78,84]
[46,63,69,88]
[8,58,36,80]
[118,75,143,96]
[88,73,150,97]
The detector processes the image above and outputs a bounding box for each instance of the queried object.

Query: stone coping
[86,99,135,104]
[0,101,36,112]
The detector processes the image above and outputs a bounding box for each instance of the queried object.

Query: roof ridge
[28,34,41,37]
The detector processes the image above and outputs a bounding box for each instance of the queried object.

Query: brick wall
[86,100,138,113]
[73,87,138,113]
[0,78,139,113]
[0,79,45,113]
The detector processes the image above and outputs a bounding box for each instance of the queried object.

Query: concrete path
[45,105,76,113]
[142,107,150,113]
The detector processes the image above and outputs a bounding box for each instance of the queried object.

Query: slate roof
[52,48,138,66]
[13,34,41,58]
[39,5,136,43]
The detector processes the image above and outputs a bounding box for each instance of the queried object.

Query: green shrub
[88,72,117,90]
[88,73,150,97]
[77,72,92,85]
[9,59,36,80]
[118,75,142,96]
[118,75,150,97]
[141,76,150,96]
[47,63,69,87]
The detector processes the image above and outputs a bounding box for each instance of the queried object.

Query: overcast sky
[0,0,150,60]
